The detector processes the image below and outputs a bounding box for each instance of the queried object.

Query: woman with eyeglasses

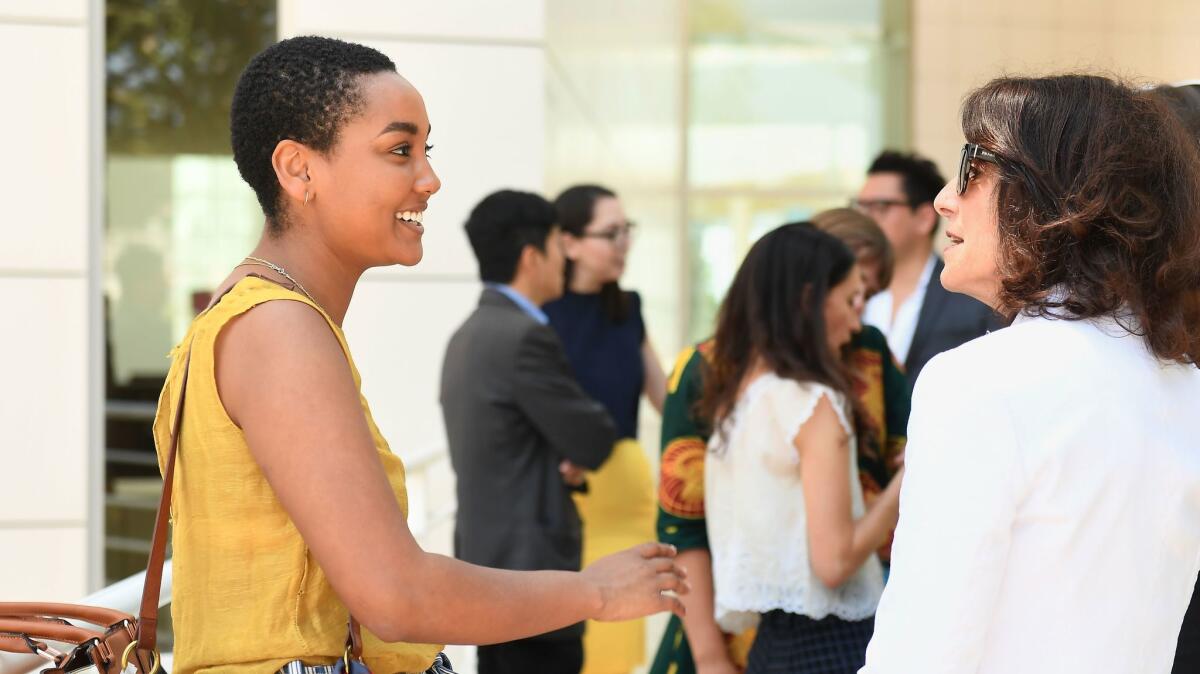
[543,184,669,674]
[861,75,1200,673]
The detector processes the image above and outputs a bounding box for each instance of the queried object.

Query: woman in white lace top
[700,224,905,673]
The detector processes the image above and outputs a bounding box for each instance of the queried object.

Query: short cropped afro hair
[230,35,396,229]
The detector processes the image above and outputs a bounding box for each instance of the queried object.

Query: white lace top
[705,373,884,632]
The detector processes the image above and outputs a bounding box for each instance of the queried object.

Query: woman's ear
[271,139,312,206]
[560,232,582,261]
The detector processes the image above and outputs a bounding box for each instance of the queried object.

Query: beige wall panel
[0,0,85,22]
[0,23,88,272]
[0,278,88,523]
[1161,37,1200,82]
[0,527,88,600]
[912,0,1200,180]
[341,278,480,457]
[285,0,544,42]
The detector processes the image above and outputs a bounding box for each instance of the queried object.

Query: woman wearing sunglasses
[862,75,1200,673]
[543,184,669,674]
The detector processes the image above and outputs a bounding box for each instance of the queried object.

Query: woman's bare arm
[642,339,667,413]
[217,301,686,644]
[674,548,739,674]
[797,394,902,589]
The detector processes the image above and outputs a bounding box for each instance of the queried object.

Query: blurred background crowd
[5,1,1200,672]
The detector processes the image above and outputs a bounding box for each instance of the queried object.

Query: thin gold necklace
[239,256,324,312]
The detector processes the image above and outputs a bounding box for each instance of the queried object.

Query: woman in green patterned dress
[650,210,909,674]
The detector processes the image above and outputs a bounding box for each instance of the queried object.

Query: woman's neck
[887,242,933,308]
[243,227,361,325]
[569,268,606,294]
[737,357,772,396]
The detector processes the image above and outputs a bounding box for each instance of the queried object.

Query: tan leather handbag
[0,348,370,673]
[0,337,371,674]
[0,356,195,673]
[0,287,438,673]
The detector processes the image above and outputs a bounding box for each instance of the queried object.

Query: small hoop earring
[303,190,311,206]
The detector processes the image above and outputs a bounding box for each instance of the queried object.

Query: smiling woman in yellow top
[152,36,688,674]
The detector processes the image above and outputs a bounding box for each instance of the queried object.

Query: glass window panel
[685,0,909,339]
[103,0,276,598]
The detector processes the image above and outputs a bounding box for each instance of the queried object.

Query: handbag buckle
[119,639,162,673]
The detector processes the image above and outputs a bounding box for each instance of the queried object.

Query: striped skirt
[278,651,457,674]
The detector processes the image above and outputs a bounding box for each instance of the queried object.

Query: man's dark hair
[867,150,946,208]
[1150,83,1200,142]
[465,190,557,284]
[230,36,396,231]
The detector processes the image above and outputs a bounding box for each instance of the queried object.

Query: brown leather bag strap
[0,602,131,628]
[0,617,102,646]
[347,616,364,659]
[132,288,368,660]
[135,348,192,652]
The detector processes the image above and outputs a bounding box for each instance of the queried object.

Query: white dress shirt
[861,311,1200,674]
[862,254,937,365]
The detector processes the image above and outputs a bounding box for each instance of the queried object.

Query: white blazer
[862,311,1200,674]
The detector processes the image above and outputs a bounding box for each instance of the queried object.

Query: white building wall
[0,0,97,600]
[912,0,1200,192]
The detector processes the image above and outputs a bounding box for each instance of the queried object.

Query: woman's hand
[583,542,689,621]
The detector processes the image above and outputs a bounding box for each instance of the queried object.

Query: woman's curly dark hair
[230,36,396,232]
[962,74,1200,367]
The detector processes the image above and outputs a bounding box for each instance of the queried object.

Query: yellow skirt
[575,438,657,674]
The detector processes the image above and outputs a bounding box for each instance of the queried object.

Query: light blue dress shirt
[484,282,548,325]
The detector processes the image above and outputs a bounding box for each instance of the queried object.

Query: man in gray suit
[854,150,1002,391]
[441,190,617,674]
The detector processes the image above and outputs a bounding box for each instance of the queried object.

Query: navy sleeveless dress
[544,289,655,672]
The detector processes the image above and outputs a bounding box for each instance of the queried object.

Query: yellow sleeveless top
[152,276,442,674]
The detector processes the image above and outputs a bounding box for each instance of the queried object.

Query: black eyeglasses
[958,143,1000,194]
[580,221,636,243]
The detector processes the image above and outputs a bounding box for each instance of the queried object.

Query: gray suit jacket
[904,258,1005,392]
[440,289,616,634]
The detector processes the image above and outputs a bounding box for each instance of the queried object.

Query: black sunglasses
[957,143,1000,194]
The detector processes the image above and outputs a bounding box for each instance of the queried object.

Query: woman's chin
[940,263,1000,308]
[397,249,424,266]
[383,242,424,267]
[939,263,964,294]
